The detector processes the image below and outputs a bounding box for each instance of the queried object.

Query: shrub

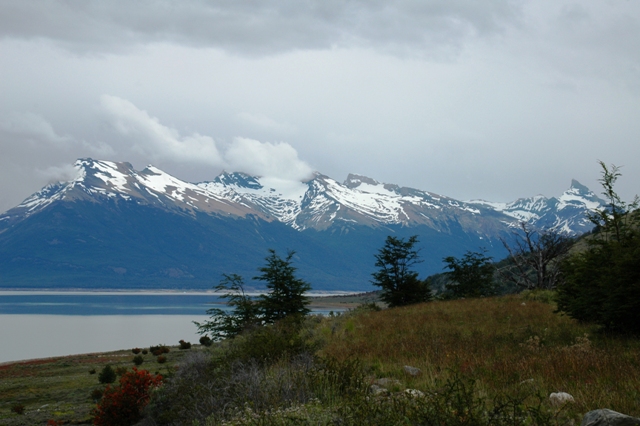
[93,368,162,426]
[179,339,192,350]
[132,348,141,354]
[98,365,117,384]
[150,344,170,356]
[223,315,313,365]
[115,366,128,376]
[443,250,496,298]
[557,162,640,333]
[11,404,25,415]
[142,349,148,355]
[91,388,104,401]
[89,368,96,375]
[133,355,144,366]
[157,355,167,364]
[199,335,213,347]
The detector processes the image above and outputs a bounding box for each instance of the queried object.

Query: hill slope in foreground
[1,295,639,425]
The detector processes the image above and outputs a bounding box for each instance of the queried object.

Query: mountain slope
[0,159,605,290]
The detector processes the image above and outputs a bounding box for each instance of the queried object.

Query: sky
[1,0,639,214]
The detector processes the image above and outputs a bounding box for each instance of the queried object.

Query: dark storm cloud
[0,0,521,55]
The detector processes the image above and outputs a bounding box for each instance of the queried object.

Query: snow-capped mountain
[2,159,267,226]
[0,159,606,290]
[467,179,603,235]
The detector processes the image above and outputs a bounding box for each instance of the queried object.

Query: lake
[0,292,341,364]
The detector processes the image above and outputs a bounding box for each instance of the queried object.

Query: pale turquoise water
[0,292,341,363]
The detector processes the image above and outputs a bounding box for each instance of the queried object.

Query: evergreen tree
[372,235,431,307]
[443,251,495,298]
[193,273,260,341]
[557,162,640,333]
[256,249,311,323]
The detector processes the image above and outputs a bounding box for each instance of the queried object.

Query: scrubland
[2,293,639,425]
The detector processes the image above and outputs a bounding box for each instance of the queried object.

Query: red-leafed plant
[93,367,162,426]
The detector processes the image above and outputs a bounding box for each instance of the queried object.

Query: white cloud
[0,112,71,147]
[36,164,80,184]
[225,137,313,181]
[100,94,224,167]
[101,95,312,181]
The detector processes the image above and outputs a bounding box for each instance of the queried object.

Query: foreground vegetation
[147,293,640,425]
[0,344,197,425]
[2,294,640,425]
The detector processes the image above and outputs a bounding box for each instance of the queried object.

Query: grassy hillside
[319,294,640,418]
[2,294,639,425]
[0,345,198,425]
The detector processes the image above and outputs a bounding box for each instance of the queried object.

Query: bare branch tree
[499,222,572,290]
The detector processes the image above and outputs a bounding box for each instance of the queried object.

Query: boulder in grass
[581,409,640,426]
[403,365,421,376]
[549,392,574,407]
[404,388,425,398]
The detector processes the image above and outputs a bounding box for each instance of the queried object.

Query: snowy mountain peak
[210,171,263,190]
[569,179,590,193]
[1,160,606,237]
[344,173,380,189]
[466,180,606,234]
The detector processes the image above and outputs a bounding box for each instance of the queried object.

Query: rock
[403,365,421,376]
[374,378,401,387]
[549,392,575,407]
[369,384,388,396]
[404,389,425,398]
[581,409,640,426]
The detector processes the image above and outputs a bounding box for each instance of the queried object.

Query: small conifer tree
[257,249,311,323]
[372,235,431,307]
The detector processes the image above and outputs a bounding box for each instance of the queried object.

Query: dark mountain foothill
[0,159,605,291]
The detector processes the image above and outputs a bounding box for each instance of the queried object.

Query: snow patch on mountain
[1,159,606,237]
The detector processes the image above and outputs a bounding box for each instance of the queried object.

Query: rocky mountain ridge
[1,159,605,236]
[0,159,606,290]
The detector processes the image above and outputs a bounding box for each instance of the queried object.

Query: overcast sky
[1,0,639,213]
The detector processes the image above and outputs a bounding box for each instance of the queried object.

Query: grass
[2,294,640,425]
[318,295,640,420]
[0,344,202,425]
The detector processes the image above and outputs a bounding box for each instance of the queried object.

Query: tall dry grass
[318,295,640,418]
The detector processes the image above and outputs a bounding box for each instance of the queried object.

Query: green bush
[150,344,170,356]
[199,335,213,347]
[133,355,144,366]
[98,365,117,384]
[179,339,192,350]
[223,315,312,365]
[557,233,640,333]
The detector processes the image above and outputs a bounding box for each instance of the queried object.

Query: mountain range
[0,159,605,291]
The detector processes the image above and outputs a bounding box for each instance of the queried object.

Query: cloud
[100,94,224,167]
[0,112,71,147]
[101,95,312,181]
[0,0,520,56]
[226,137,313,181]
[36,164,80,184]
[237,112,296,134]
